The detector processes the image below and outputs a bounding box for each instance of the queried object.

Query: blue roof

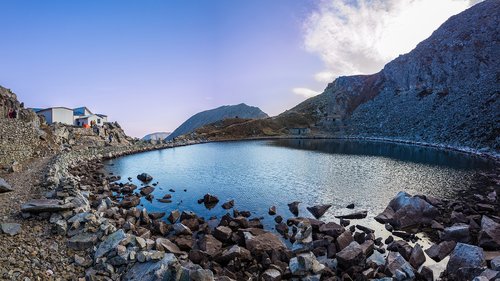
[73,107,93,116]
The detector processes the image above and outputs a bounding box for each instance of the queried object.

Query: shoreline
[2,138,499,280]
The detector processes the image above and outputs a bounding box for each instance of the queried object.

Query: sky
[0,0,479,137]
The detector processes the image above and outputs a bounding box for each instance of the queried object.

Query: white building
[35,107,74,126]
[32,106,109,127]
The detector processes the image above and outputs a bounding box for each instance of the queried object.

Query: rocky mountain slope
[166,103,268,140]
[192,1,499,154]
[142,132,171,141]
[288,0,499,153]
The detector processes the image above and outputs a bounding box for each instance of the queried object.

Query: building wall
[76,115,104,126]
[52,108,74,125]
[38,110,52,124]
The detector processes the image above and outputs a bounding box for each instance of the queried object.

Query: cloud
[292,87,321,98]
[303,0,478,79]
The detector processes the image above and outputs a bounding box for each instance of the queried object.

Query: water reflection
[270,139,492,170]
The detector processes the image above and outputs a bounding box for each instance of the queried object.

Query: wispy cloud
[303,0,477,80]
[292,87,321,98]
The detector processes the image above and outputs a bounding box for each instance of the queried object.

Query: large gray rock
[375,192,439,229]
[446,243,486,280]
[440,223,470,243]
[0,178,13,193]
[0,223,21,236]
[478,216,500,250]
[122,253,181,281]
[68,232,99,250]
[244,231,286,255]
[386,252,415,280]
[336,241,365,268]
[21,199,74,213]
[306,204,332,219]
[94,229,126,259]
[425,240,456,262]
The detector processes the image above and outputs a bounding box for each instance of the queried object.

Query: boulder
[199,235,222,257]
[409,244,426,269]
[335,210,368,220]
[419,266,434,281]
[478,216,500,250]
[0,178,13,193]
[68,232,98,250]
[319,222,345,238]
[120,196,141,208]
[261,268,281,281]
[446,243,486,280]
[148,212,166,220]
[0,223,21,236]
[306,204,332,219]
[168,210,181,224]
[386,252,416,280]
[221,200,234,209]
[289,252,325,276]
[336,230,354,251]
[491,256,500,271]
[217,245,252,263]
[156,238,182,254]
[440,223,470,243]
[375,192,439,229]
[94,229,126,259]
[269,206,276,215]
[122,253,180,281]
[213,226,232,243]
[336,241,365,268]
[425,241,456,262]
[137,173,153,182]
[21,199,74,213]
[203,194,219,204]
[137,250,164,262]
[245,231,286,255]
[288,201,300,216]
[140,186,155,196]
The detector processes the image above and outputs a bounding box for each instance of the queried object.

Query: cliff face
[167,103,269,140]
[289,0,500,152]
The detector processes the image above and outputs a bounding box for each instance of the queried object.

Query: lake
[104,139,494,233]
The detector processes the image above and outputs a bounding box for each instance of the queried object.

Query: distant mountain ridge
[166,103,268,140]
[142,132,171,141]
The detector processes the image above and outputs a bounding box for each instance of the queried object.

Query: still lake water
[104,139,495,232]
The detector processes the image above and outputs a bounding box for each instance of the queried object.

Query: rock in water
[307,204,332,219]
[288,201,300,216]
[478,216,500,250]
[446,243,486,280]
[221,200,234,209]
[140,186,155,196]
[0,178,13,193]
[335,210,368,220]
[0,223,21,236]
[268,206,276,215]
[137,173,153,182]
[374,191,438,229]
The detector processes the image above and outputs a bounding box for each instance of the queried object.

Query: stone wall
[0,118,40,166]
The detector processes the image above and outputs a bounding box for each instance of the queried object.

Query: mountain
[142,132,171,141]
[191,1,500,153]
[288,0,499,152]
[166,103,268,140]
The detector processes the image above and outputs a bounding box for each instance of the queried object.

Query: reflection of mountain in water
[269,139,494,170]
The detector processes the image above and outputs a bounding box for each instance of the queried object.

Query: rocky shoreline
[1,140,499,280]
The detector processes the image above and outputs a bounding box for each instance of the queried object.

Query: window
[97,119,101,124]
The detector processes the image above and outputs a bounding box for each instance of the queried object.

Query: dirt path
[0,157,85,280]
